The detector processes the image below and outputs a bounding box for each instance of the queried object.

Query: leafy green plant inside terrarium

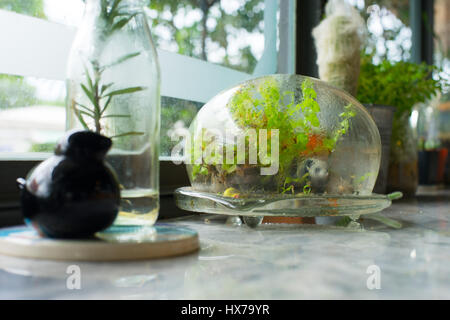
[188,78,357,196]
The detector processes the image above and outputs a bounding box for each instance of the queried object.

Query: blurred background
[0,0,448,160]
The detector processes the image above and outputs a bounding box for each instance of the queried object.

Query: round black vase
[17,131,121,239]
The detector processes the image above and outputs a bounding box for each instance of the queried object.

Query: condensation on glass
[185,74,382,197]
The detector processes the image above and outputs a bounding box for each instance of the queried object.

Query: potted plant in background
[356,54,444,196]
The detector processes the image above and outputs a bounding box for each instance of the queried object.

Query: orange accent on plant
[328,198,338,207]
[301,133,326,156]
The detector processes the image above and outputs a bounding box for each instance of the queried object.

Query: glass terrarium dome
[185,74,381,198]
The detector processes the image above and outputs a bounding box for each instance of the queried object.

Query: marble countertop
[0,189,448,299]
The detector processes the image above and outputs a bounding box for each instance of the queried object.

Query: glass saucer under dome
[175,74,398,222]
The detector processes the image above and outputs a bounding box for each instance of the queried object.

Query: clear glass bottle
[66,0,160,225]
[387,113,418,196]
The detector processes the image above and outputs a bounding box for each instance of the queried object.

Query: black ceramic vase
[17,130,121,239]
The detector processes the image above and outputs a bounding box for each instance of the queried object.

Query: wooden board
[0,224,199,261]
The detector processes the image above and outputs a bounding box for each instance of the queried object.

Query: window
[0,0,293,158]
[0,0,294,207]
[345,0,412,62]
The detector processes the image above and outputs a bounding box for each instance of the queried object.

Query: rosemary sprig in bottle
[73,0,145,138]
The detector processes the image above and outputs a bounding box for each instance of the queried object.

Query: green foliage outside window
[0,0,45,18]
[0,0,45,112]
[148,0,264,73]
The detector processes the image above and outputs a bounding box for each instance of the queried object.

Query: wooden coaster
[0,224,199,261]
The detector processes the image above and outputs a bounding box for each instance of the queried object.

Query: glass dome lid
[184,74,381,198]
